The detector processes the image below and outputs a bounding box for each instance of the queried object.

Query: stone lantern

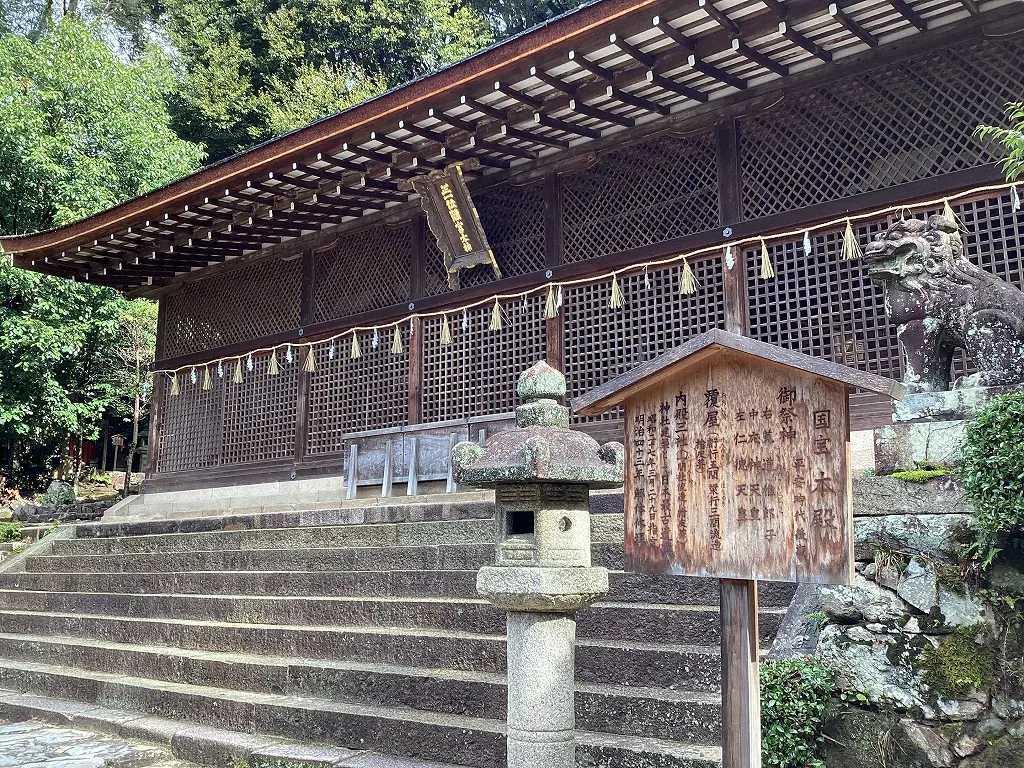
[452,361,623,768]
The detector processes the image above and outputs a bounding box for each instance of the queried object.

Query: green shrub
[961,392,1024,565]
[0,522,23,543]
[761,657,837,768]
[919,625,995,699]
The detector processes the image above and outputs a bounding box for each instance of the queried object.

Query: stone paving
[0,720,195,768]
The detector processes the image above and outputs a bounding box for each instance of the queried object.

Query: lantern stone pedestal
[452,361,623,768]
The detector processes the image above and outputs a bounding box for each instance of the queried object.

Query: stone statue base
[877,385,1022,474]
[893,385,1022,423]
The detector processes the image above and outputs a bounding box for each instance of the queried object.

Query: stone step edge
[84,497,498,540]
[0,686,459,768]
[0,589,778,613]
[0,604,788,637]
[0,663,723,765]
[0,631,723,707]
[0,656,509,733]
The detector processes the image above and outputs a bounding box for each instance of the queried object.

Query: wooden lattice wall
[561,131,720,264]
[421,296,547,423]
[153,36,1024,478]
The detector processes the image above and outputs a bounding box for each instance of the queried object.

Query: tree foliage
[977,102,1024,182]
[0,17,188,489]
[0,262,145,488]
[158,0,493,160]
[0,16,204,234]
[961,391,1024,566]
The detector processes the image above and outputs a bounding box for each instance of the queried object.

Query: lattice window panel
[740,38,1024,219]
[746,194,1024,383]
[421,296,548,422]
[220,352,299,466]
[563,258,726,421]
[155,371,223,474]
[314,222,412,323]
[424,182,547,297]
[746,222,900,381]
[161,258,301,358]
[562,132,720,264]
[306,330,410,453]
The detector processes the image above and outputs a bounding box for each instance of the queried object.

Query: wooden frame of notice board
[573,328,905,768]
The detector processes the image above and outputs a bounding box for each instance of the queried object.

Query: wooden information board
[574,330,907,587]
[626,353,851,584]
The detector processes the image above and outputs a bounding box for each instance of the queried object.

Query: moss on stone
[918,625,995,699]
[891,468,952,483]
[961,735,1024,768]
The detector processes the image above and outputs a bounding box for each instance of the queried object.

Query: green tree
[0,262,133,489]
[467,0,584,38]
[158,0,493,160]
[0,17,197,490]
[0,16,204,234]
[978,102,1024,182]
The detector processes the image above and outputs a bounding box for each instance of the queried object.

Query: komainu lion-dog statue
[864,213,1024,392]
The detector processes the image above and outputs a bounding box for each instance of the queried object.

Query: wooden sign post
[572,329,905,768]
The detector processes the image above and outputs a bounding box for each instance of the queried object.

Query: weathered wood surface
[572,328,906,416]
[721,579,762,768]
[621,350,854,584]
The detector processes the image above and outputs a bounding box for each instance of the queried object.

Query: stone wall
[808,475,1024,768]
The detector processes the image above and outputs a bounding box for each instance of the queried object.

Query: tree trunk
[123,360,142,498]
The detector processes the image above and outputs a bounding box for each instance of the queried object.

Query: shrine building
[4,0,1023,498]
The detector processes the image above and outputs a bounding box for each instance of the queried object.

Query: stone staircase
[0,496,796,767]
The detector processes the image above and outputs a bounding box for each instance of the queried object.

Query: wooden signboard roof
[2,0,1015,294]
[572,328,906,416]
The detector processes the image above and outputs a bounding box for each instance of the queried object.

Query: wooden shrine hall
[4,0,1024,495]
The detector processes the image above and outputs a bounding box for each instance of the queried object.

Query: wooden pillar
[410,215,426,301]
[716,119,749,337]
[408,316,423,425]
[146,376,164,476]
[717,120,761,768]
[721,579,762,768]
[148,299,169,477]
[295,249,315,465]
[544,174,566,374]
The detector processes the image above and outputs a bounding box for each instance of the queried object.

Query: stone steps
[0,590,786,645]
[0,501,796,766]
[0,633,722,743]
[50,519,498,556]
[0,660,722,768]
[0,609,730,690]
[0,569,797,606]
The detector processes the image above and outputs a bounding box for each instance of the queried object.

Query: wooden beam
[778,20,833,62]
[608,33,656,68]
[530,66,578,96]
[688,55,747,91]
[653,15,695,53]
[731,38,789,77]
[567,97,635,128]
[411,214,426,300]
[716,118,747,336]
[606,86,670,116]
[721,580,762,768]
[828,4,878,47]
[502,125,570,149]
[494,81,545,109]
[890,0,928,31]
[544,173,564,270]
[461,96,509,122]
[645,70,707,102]
[568,49,614,81]
[698,0,740,36]
[535,112,603,140]
[408,316,423,425]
